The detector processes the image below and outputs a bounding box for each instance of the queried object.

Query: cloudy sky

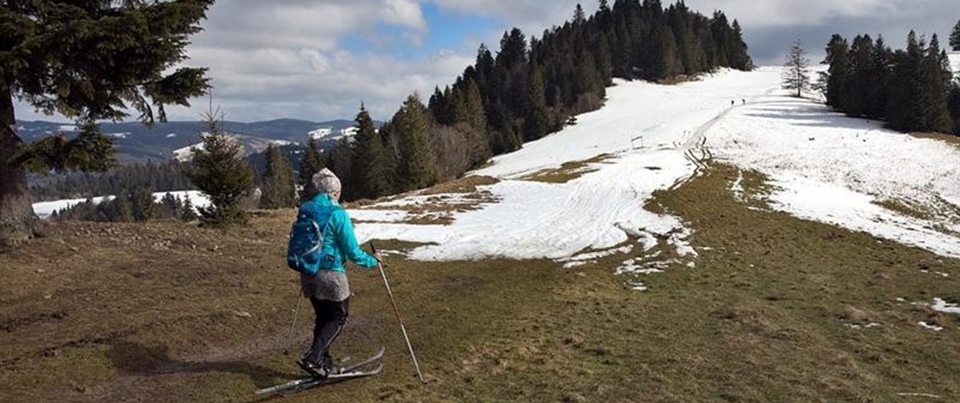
[15,0,960,123]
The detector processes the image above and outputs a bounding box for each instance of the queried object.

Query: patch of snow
[166,133,178,138]
[350,210,409,223]
[33,190,210,218]
[32,196,115,218]
[173,142,204,162]
[708,93,960,259]
[918,321,943,332]
[107,132,130,139]
[931,298,960,314]
[354,63,960,266]
[58,125,78,132]
[558,245,633,265]
[356,69,778,262]
[309,127,333,140]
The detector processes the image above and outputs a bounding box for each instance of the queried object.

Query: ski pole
[283,289,303,355]
[371,242,424,383]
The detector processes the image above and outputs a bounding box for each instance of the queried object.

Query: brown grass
[519,154,613,183]
[911,131,960,147]
[2,163,959,402]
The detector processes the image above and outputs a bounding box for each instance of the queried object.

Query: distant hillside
[15,118,375,164]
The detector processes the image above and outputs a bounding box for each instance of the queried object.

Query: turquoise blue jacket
[298,193,379,273]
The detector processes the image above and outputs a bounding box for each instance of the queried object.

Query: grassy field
[2,163,959,402]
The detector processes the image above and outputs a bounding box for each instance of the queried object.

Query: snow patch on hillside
[309,126,358,142]
[356,69,781,263]
[708,94,960,258]
[33,191,210,219]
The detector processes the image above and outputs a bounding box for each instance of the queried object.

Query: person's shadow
[105,340,298,390]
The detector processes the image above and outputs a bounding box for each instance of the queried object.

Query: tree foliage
[1,0,214,240]
[950,20,960,51]
[822,30,959,135]
[325,0,753,202]
[186,112,254,227]
[782,39,811,97]
[259,144,296,209]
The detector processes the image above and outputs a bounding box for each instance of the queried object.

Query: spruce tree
[351,105,389,200]
[782,39,812,97]
[920,34,952,133]
[951,20,960,51]
[0,0,213,243]
[114,192,134,223]
[823,35,850,108]
[574,4,586,25]
[886,32,925,132]
[327,137,355,200]
[298,137,325,200]
[181,198,199,222]
[525,63,550,141]
[394,94,438,192]
[259,144,296,209]
[868,36,892,119]
[129,187,157,222]
[186,111,255,227]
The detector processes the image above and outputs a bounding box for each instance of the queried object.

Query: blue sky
[13,0,960,124]
[343,3,501,60]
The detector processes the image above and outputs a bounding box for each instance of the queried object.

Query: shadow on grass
[105,340,297,389]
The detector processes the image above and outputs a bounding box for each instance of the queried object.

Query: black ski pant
[305,297,349,366]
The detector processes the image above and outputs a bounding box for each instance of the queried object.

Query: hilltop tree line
[320,0,752,202]
[29,160,193,202]
[820,28,960,135]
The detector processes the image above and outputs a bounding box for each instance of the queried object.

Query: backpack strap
[301,220,324,257]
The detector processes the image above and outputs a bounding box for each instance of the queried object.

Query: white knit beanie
[311,168,342,194]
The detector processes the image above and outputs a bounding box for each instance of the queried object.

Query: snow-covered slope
[355,66,960,264]
[33,191,210,219]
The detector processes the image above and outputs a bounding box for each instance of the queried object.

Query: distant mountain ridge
[15,118,376,164]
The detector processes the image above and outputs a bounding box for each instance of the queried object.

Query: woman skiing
[295,168,380,377]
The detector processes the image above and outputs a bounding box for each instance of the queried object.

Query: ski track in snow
[356,68,783,262]
[357,59,960,264]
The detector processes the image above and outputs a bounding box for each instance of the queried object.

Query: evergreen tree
[782,39,812,97]
[394,94,438,192]
[524,63,549,141]
[823,35,850,108]
[919,34,952,133]
[886,32,926,132]
[574,4,586,25]
[259,144,296,209]
[114,192,134,223]
[159,193,182,219]
[327,137,355,200]
[868,35,892,119]
[351,104,389,200]
[130,187,158,222]
[844,35,876,116]
[181,197,199,222]
[298,137,325,200]
[951,20,960,51]
[186,111,255,227]
[498,28,529,71]
[0,0,213,243]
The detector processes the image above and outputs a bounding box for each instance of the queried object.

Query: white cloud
[13,0,960,124]
[683,0,896,28]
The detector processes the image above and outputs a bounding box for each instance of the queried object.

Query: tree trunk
[0,85,36,245]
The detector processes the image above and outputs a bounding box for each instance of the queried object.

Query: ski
[255,363,383,395]
[255,346,385,396]
[339,345,385,373]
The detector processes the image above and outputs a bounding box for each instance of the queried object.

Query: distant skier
[293,168,381,378]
